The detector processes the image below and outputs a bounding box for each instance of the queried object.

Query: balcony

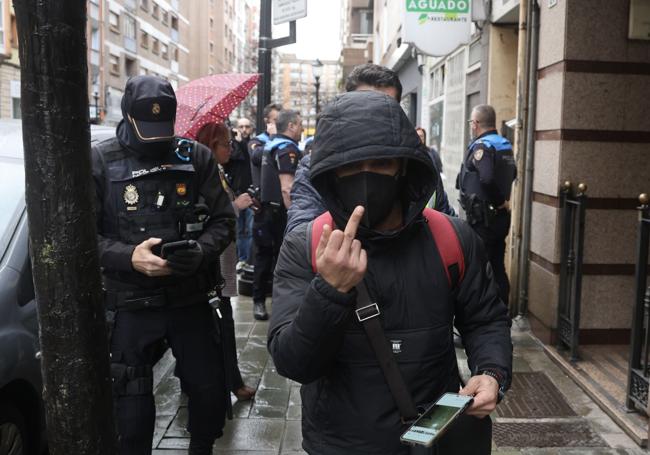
[347,33,372,48]
[124,0,136,12]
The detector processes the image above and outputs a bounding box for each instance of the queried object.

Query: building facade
[272,53,340,137]
[339,0,374,83]
[102,0,191,124]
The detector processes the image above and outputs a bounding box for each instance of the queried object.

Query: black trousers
[252,205,287,303]
[110,303,226,455]
[472,210,511,307]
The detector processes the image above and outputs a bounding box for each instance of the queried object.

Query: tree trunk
[14,1,117,453]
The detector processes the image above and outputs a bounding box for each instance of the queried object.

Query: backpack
[310,207,466,288]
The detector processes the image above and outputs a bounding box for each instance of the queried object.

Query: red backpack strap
[311,212,334,273]
[422,208,465,288]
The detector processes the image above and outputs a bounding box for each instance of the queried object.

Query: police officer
[249,103,283,191]
[91,76,235,455]
[252,109,303,320]
[457,104,517,307]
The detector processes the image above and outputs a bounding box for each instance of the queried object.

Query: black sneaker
[253,301,268,320]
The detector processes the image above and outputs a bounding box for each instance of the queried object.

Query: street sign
[272,0,307,25]
[402,0,473,56]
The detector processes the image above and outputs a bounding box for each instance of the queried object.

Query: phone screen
[400,393,473,447]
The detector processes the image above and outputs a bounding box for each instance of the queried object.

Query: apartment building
[272,53,340,136]
[102,0,191,124]
[339,0,373,82]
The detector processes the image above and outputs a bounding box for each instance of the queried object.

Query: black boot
[189,439,213,455]
[253,301,268,320]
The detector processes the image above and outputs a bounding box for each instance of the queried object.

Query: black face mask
[117,119,172,159]
[334,171,401,229]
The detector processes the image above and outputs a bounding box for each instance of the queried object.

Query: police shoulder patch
[473,148,484,161]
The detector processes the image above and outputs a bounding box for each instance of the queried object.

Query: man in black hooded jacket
[268,90,512,454]
[92,76,235,455]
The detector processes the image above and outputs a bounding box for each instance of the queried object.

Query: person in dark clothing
[251,109,303,320]
[92,76,235,455]
[268,91,512,455]
[415,126,457,217]
[249,103,283,189]
[285,64,455,234]
[227,117,255,266]
[457,105,517,308]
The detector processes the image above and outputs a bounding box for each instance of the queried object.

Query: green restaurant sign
[406,0,470,14]
[402,0,472,56]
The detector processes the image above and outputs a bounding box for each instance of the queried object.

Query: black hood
[310,90,436,239]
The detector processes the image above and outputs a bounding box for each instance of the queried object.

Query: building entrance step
[545,344,649,447]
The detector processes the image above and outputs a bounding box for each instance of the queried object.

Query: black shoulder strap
[355,282,419,422]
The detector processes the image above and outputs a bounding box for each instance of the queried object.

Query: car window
[0,157,25,260]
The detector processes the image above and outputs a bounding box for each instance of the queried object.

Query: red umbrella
[175,73,260,140]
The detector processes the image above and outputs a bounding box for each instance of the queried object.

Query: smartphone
[160,240,194,259]
[400,393,474,447]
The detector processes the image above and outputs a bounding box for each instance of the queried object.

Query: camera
[246,185,261,212]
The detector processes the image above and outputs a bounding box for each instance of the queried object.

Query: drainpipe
[517,0,540,318]
[508,0,530,317]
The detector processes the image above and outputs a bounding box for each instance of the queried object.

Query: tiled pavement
[152,297,647,454]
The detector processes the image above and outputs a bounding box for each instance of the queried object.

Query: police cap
[122,75,177,143]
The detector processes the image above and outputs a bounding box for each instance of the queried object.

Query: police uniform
[252,134,301,319]
[92,76,235,455]
[458,130,516,306]
[248,131,271,190]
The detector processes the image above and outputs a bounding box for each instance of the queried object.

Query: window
[209,41,214,53]
[162,11,168,25]
[171,16,179,41]
[10,80,20,119]
[152,3,159,19]
[109,11,120,31]
[152,38,159,54]
[109,54,120,75]
[125,57,137,77]
[210,17,214,28]
[140,0,149,11]
[173,48,179,61]
[124,15,136,39]
[141,31,149,48]
[161,43,168,59]
[124,15,136,52]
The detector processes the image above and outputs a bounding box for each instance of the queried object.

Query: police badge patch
[473,149,484,161]
[123,184,139,206]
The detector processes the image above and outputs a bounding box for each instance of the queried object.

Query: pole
[94,92,99,123]
[14,1,116,453]
[255,0,297,132]
[315,77,321,114]
[256,0,272,132]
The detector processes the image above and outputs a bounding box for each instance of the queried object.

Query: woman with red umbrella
[196,122,257,403]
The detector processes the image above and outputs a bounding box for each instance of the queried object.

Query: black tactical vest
[96,138,201,246]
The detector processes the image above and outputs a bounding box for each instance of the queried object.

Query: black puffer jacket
[268,91,512,455]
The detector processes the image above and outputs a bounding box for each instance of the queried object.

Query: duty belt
[104,275,211,311]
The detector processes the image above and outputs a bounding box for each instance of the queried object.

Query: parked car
[0,120,114,455]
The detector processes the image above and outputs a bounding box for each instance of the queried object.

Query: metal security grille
[496,372,576,419]
[493,422,606,448]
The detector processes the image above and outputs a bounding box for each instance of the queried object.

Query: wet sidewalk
[151,297,646,454]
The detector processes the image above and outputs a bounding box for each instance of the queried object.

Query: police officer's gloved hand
[167,241,204,276]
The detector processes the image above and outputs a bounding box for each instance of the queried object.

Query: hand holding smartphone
[400,393,474,448]
[160,240,195,259]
